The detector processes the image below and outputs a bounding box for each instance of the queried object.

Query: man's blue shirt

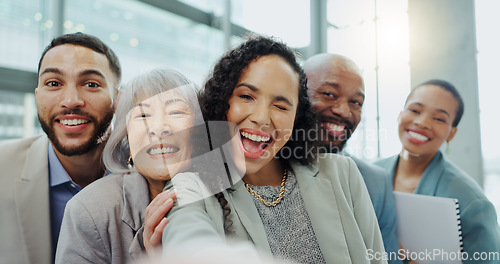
[48,143,81,257]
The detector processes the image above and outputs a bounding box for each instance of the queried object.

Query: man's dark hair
[37,32,121,86]
[407,79,464,127]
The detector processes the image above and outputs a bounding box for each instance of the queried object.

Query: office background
[0,0,498,222]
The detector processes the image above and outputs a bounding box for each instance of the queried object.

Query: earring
[127,156,133,169]
[446,141,450,154]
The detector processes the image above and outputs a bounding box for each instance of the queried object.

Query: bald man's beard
[321,132,351,153]
[38,108,113,156]
[315,118,355,154]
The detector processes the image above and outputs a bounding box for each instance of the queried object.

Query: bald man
[304,54,400,263]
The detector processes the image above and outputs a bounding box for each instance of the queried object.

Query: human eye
[239,94,253,100]
[434,116,448,123]
[320,92,336,98]
[45,80,61,87]
[408,108,420,114]
[351,100,363,108]
[274,104,288,111]
[132,108,150,118]
[84,82,101,89]
[320,91,337,100]
[169,110,188,115]
[166,102,191,116]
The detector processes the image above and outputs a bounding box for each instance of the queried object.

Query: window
[327,0,410,160]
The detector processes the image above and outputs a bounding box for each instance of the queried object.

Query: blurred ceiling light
[34,12,42,21]
[110,33,119,41]
[75,24,86,32]
[130,38,139,47]
[45,20,53,29]
[64,20,73,29]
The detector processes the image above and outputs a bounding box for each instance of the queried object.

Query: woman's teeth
[149,147,177,155]
[241,131,270,142]
[408,131,429,141]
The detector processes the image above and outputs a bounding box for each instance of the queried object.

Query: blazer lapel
[227,181,272,254]
[292,161,352,263]
[122,172,150,257]
[15,136,52,264]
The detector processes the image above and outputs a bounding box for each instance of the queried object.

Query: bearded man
[0,32,120,264]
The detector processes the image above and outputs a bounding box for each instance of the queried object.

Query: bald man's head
[304,53,362,78]
[304,53,365,153]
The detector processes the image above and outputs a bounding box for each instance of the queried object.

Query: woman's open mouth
[239,128,272,159]
[146,143,180,159]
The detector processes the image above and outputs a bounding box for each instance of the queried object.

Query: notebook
[393,191,463,264]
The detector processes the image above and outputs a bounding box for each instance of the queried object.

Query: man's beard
[317,116,355,154]
[324,137,349,153]
[38,108,113,156]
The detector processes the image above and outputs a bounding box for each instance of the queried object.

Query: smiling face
[227,55,299,176]
[127,90,195,187]
[36,44,116,156]
[398,84,458,157]
[305,55,365,152]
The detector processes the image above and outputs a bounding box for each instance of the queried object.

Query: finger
[150,217,169,247]
[163,188,177,200]
[145,189,172,216]
[154,189,172,205]
[145,198,173,230]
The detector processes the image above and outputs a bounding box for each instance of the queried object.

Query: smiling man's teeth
[326,123,345,131]
[150,147,177,155]
[408,131,429,142]
[60,119,89,126]
[241,131,270,142]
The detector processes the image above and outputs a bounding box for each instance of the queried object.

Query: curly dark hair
[199,35,317,166]
[199,35,318,234]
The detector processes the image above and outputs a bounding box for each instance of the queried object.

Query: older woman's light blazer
[163,153,387,264]
[55,172,148,264]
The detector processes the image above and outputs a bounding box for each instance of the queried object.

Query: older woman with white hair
[55,67,206,264]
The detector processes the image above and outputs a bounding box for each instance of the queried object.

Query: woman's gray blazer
[55,172,148,264]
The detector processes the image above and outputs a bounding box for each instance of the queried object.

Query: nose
[147,117,171,138]
[249,102,270,127]
[60,86,84,109]
[414,113,431,128]
[330,99,351,118]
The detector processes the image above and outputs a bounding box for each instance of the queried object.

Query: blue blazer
[348,155,400,263]
[375,151,500,263]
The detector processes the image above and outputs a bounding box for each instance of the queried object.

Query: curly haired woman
[162,36,386,264]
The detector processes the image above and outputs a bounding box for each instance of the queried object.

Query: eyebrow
[408,102,450,116]
[79,69,106,79]
[236,83,294,106]
[39,68,106,80]
[436,109,450,116]
[39,67,62,77]
[133,98,188,108]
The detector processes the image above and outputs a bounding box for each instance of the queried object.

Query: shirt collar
[48,142,77,188]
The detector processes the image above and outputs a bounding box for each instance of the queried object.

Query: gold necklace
[245,169,288,207]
